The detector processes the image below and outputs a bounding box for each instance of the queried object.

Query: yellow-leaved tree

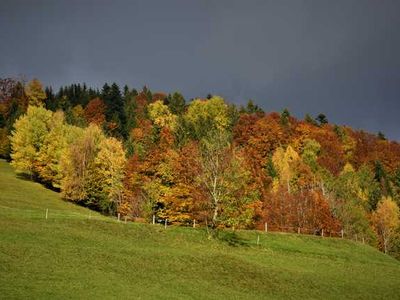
[272,145,300,193]
[25,79,46,107]
[36,111,82,188]
[61,124,105,203]
[373,197,400,254]
[61,124,126,215]
[184,96,230,140]
[147,100,177,130]
[10,105,53,177]
[94,137,126,213]
[11,105,81,188]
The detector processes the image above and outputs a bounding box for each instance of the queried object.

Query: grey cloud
[0,0,399,139]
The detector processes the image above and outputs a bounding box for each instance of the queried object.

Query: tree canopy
[3,77,400,258]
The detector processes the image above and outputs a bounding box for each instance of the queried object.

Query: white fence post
[45,208,48,220]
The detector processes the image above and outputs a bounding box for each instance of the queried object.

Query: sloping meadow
[0,160,399,299]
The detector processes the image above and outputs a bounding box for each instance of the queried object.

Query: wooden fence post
[193,219,196,228]
[164,219,167,229]
[341,229,344,238]
[298,227,300,234]
[264,222,268,233]
[321,229,324,237]
[152,215,155,225]
[117,213,120,222]
[257,235,260,245]
[45,208,48,220]
[124,216,127,224]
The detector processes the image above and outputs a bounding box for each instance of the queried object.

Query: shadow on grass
[211,229,249,247]
[16,173,35,182]
[15,173,61,192]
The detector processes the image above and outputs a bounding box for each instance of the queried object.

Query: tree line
[1,77,400,257]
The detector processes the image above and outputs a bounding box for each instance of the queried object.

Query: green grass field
[1,160,399,299]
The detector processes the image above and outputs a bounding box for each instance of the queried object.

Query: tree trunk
[212,201,218,227]
[383,236,388,254]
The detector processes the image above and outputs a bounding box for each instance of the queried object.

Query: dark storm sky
[1,0,400,140]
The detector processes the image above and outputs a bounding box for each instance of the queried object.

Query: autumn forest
[1,77,400,258]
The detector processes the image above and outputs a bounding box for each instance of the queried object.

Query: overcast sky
[1,0,399,140]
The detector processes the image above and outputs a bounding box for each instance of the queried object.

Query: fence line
[1,205,111,222]
[2,205,366,244]
[261,224,343,237]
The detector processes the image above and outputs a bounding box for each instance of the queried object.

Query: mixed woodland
[1,77,400,258]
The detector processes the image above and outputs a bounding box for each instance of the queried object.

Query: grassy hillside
[1,160,399,299]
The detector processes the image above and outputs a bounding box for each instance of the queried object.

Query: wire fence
[261,224,344,238]
[1,204,368,244]
[260,224,369,243]
[0,204,111,222]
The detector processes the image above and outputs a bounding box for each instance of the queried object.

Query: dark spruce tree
[166,92,186,115]
[124,86,138,139]
[55,84,92,110]
[142,86,152,102]
[280,108,290,126]
[102,83,127,138]
[377,131,386,140]
[88,87,100,100]
[316,113,328,125]
[44,86,57,111]
[374,160,392,198]
[243,99,264,114]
